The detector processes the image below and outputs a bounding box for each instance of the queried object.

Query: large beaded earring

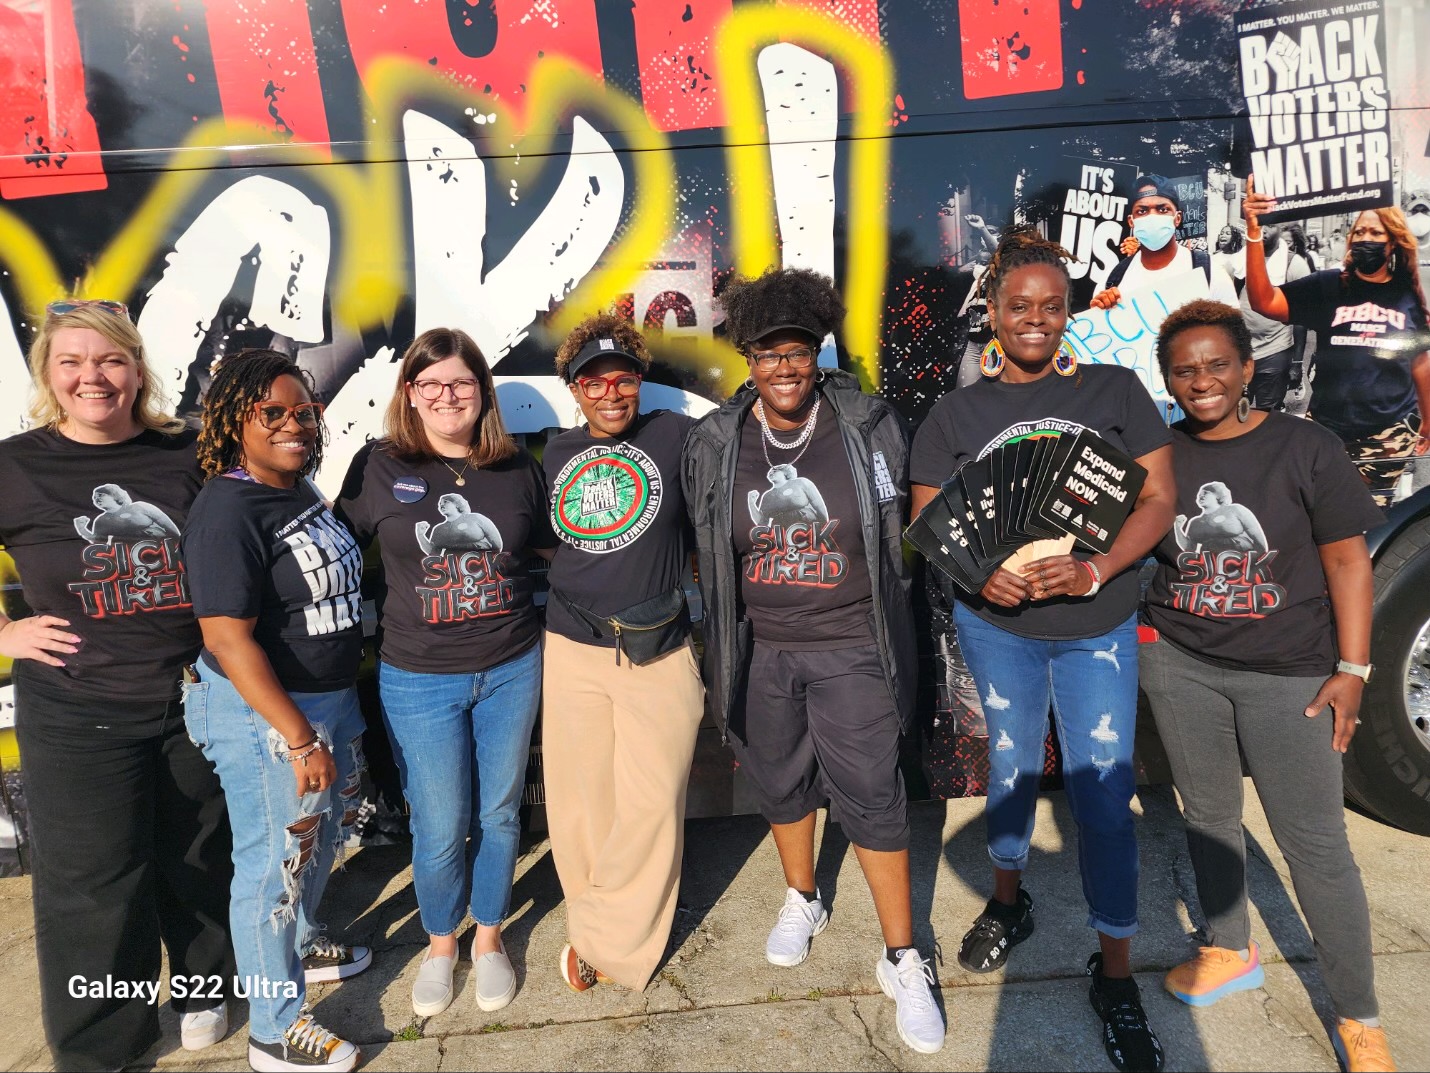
[1237,384,1251,423]
[979,338,1006,378]
[1054,339,1078,377]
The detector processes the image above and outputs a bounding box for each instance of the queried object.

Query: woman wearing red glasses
[540,313,704,994]
[0,299,234,1070]
[335,328,556,1019]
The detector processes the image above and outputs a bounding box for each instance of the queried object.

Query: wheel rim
[1407,613,1430,752]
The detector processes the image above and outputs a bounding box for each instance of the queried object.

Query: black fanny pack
[549,586,691,666]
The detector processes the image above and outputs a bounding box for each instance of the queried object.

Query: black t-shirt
[1282,270,1430,440]
[733,407,874,649]
[543,410,694,646]
[1145,414,1383,676]
[336,442,556,674]
[0,427,202,702]
[910,364,1172,639]
[184,475,364,692]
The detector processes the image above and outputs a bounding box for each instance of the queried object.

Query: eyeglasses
[252,401,325,429]
[749,346,817,370]
[1130,203,1177,217]
[411,378,480,401]
[46,298,131,319]
[575,372,642,400]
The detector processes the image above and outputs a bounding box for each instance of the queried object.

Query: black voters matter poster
[1236,0,1393,223]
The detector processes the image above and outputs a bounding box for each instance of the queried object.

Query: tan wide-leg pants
[541,631,705,990]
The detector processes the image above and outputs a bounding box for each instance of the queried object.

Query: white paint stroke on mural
[0,286,31,439]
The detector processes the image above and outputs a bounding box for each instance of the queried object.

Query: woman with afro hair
[540,313,705,995]
[683,267,945,1055]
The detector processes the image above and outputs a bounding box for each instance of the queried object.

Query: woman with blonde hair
[0,299,234,1069]
[336,328,556,1017]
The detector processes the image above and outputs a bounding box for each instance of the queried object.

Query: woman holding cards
[1140,300,1395,1073]
[910,227,1175,1073]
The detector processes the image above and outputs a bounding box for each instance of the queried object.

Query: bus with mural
[1,0,1428,872]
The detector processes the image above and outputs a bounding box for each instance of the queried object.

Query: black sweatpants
[15,667,235,1071]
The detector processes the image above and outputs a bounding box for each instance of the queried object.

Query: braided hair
[196,349,326,480]
[978,225,1076,306]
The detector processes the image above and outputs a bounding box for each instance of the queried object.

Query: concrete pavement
[1,781,1426,1072]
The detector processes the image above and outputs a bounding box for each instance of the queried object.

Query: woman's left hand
[1304,673,1365,753]
[1020,555,1094,601]
[1414,431,1430,456]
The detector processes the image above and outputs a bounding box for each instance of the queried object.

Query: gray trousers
[1139,638,1377,1020]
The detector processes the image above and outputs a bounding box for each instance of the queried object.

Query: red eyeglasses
[575,372,642,400]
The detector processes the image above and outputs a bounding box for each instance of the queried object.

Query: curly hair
[1155,299,1253,379]
[553,311,652,381]
[719,266,845,351]
[196,349,326,480]
[978,225,1076,305]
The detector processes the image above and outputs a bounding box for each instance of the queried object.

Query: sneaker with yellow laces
[1335,1019,1396,1072]
[1163,941,1265,1006]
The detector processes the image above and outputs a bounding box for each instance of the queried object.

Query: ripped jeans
[183,667,366,1043]
[952,604,1140,938]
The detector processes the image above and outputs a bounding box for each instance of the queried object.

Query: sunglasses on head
[46,298,131,320]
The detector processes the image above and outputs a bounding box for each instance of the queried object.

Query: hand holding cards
[906,426,1147,595]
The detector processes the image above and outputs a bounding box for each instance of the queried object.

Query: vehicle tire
[1346,517,1430,835]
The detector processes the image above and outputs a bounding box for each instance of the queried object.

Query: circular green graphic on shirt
[550,443,663,554]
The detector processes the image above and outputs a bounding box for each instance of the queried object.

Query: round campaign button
[392,476,428,503]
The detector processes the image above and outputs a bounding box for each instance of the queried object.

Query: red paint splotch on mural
[206,0,332,151]
[958,0,1064,100]
[0,0,106,199]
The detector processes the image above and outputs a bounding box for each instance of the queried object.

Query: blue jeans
[952,603,1140,938]
[378,642,541,932]
[182,669,366,1044]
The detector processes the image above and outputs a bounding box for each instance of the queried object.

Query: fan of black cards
[906,425,1147,595]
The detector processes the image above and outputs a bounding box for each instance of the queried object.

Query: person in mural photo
[910,228,1175,1073]
[184,349,369,1073]
[1140,301,1396,1073]
[540,314,705,995]
[336,327,555,1019]
[683,267,945,1055]
[1243,179,1430,505]
[0,300,234,1070]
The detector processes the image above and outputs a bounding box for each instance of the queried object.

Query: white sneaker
[179,1001,228,1050]
[411,951,455,1017]
[765,887,829,967]
[876,948,946,1054]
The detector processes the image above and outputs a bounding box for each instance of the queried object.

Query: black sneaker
[957,887,1034,973]
[248,1013,358,1072]
[302,937,372,984]
[1087,953,1165,1073]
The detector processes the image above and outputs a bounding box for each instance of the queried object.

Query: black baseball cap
[746,320,825,348]
[565,336,649,381]
[1132,174,1181,211]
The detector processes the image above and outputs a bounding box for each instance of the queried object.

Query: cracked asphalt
[1,781,1426,1072]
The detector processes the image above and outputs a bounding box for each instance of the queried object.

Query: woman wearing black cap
[683,267,944,1056]
[540,313,705,995]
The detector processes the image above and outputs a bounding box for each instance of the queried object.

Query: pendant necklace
[439,456,472,487]
[756,396,820,472]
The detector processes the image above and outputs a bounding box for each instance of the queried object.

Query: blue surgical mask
[1132,215,1177,252]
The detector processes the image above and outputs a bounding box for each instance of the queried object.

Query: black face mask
[1349,241,1389,274]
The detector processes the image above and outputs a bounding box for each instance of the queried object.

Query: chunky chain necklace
[755,396,820,470]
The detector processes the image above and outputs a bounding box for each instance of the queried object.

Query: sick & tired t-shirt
[1144,413,1383,676]
[0,426,202,702]
[336,441,555,673]
[183,474,363,693]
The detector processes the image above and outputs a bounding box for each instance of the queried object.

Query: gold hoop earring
[1054,339,1077,377]
[980,338,1005,378]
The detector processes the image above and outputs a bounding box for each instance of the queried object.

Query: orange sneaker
[1335,1020,1395,1072]
[1163,941,1264,1006]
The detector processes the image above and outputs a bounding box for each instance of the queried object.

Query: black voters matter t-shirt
[1145,414,1383,676]
[184,474,363,693]
[1282,270,1430,441]
[733,408,873,649]
[336,442,556,674]
[911,364,1171,640]
[0,427,202,703]
[543,410,693,647]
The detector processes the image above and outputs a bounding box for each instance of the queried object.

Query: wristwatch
[1336,659,1373,682]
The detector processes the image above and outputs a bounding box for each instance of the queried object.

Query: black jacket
[681,369,917,744]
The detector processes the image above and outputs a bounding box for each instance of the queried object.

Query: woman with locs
[910,228,1176,1073]
[0,299,234,1070]
[683,267,945,1056]
[1141,300,1395,1073]
[540,313,705,994]
[337,328,556,1018]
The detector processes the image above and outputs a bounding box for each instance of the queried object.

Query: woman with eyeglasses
[183,349,368,1073]
[683,267,945,1056]
[335,328,555,1018]
[0,299,234,1070]
[540,314,704,995]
